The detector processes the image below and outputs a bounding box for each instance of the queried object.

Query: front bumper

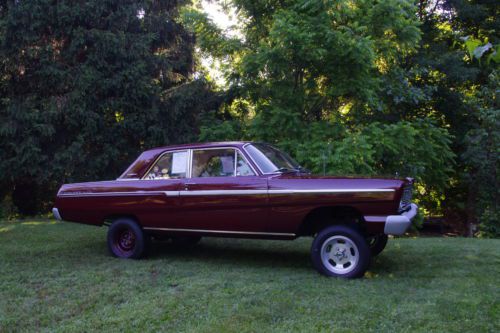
[52,208,62,221]
[384,203,418,235]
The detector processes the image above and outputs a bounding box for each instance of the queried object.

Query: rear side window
[145,151,188,179]
[192,148,235,178]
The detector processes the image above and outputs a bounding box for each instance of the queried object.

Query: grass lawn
[0,219,499,332]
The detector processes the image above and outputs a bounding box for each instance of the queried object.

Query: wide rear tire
[311,225,371,278]
[107,218,146,259]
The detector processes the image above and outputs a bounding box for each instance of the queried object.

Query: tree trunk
[465,182,477,237]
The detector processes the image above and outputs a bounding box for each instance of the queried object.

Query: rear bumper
[384,203,418,235]
[52,208,62,221]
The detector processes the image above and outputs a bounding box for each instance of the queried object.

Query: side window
[192,149,236,177]
[236,152,255,176]
[146,151,188,179]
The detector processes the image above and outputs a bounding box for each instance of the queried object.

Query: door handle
[184,182,196,190]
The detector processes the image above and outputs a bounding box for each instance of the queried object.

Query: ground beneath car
[1,219,499,332]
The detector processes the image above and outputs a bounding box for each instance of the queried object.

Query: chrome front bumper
[384,203,418,235]
[52,208,62,221]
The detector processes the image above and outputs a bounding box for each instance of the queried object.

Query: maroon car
[53,141,418,278]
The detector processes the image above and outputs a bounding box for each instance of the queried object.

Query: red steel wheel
[113,228,136,256]
[107,218,146,259]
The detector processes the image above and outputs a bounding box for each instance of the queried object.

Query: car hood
[269,173,409,190]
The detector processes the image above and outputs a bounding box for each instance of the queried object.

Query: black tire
[107,218,146,259]
[311,225,371,278]
[367,234,388,256]
[171,235,202,247]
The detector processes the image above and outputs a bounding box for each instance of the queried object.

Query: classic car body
[53,141,418,278]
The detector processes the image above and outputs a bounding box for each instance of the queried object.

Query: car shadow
[147,238,313,272]
[79,236,446,278]
[146,238,444,278]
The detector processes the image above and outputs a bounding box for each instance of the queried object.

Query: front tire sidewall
[107,218,146,259]
[311,225,371,278]
[368,234,388,257]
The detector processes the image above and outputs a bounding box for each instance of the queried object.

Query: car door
[175,147,269,233]
[135,149,188,228]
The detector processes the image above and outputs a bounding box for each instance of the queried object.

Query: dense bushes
[0,0,220,215]
[0,1,497,237]
[191,0,498,236]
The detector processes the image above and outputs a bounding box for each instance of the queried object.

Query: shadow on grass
[146,238,452,279]
[147,239,313,272]
[70,235,445,278]
[1,220,456,279]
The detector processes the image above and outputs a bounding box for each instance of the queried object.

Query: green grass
[0,220,499,332]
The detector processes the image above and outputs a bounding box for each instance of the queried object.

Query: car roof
[143,141,254,154]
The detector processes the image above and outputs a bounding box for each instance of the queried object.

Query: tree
[0,0,219,214]
[460,41,499,236]
[388,0,499,234]
[186,0,455,218]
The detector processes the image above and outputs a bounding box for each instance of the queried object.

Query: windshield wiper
[274,166,310,174]
[274,167,296,173]
[297,166,311,174]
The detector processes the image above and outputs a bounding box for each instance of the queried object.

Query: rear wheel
[311,225,370,278]
[107,218,146,259]
[367,234,388,256]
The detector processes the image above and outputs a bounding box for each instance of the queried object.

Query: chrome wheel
[320,235,359,275]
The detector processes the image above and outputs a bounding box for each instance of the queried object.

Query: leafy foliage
[189,0,499,236]
[0,0,497,237]
[461,71,499,237]
[0,0,220,214]
[191,0,455,216]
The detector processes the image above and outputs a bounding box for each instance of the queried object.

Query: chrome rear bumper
[384,203,418,235]
[52,208,62,221]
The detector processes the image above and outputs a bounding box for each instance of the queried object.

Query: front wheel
[311,225,371,278]
[107,218,146,259]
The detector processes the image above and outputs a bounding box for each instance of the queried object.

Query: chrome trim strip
[181,190,267,196]
[182,189,393,196]
[143,227,296,237]
[58,191,167,197]
[58,188,394,197]
[234,149,237,177]
[268,189,394,194]
[363,216,387,223]
[187,148,193,178]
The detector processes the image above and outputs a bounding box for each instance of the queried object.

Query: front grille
[399,184,413,211]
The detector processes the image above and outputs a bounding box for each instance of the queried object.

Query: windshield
[245,143,300,173]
